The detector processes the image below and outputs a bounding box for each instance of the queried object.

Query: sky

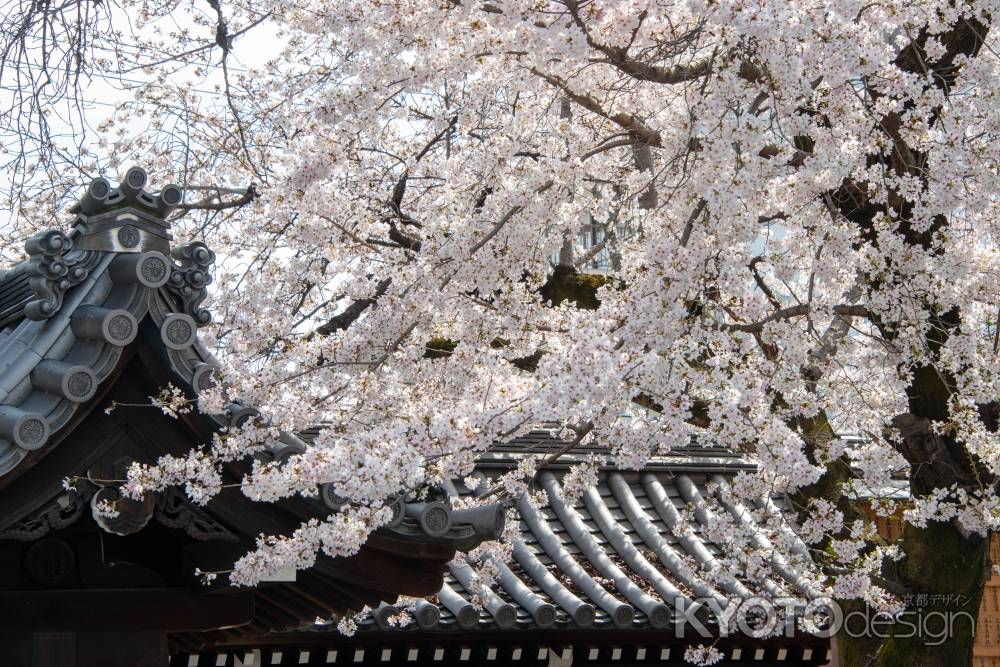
[0,3,285,243]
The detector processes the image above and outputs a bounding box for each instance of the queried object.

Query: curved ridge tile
[438,581,480,629]
[31,360,98,404]
[413,599,441,629]
[464,479,560,628]
[0,406,49,450]
[511,534,596,626]
[449,560,517,628]
[516,494,635,628]
[539,473,669,628]
[490,555,558,628]
[460,475,562,629]
[673,474,787,599]
[608,473,728,606]
[582,481,695,613]
[641,472,754,600]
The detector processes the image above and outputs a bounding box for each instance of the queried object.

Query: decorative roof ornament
[0,166,193,462]
[165,241,216,326]
[20,167,186,322]
[23,229,101,321]
[69,166,184,254]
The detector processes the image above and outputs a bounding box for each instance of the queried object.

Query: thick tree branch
[530,67,662,147]
[178,185,258,212]
[312,278,392,337]
[716,304,871,333]
[563,2,713,86]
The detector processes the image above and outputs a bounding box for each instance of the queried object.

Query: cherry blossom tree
[4,0,1000,664]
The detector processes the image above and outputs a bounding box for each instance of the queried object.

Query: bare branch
[178,185,258,212]
[748,256,782,309]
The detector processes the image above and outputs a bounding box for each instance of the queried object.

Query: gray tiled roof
[313,439,819,635]
[0,171,220,478]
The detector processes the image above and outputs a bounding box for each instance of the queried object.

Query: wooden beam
[0,588,253,632]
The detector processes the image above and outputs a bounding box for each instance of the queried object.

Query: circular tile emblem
[66,369,95,401]
[107,313,135,343]
[422,503,452,535]
[117,225,140,248]
[139,254,169,285]
[17,417,48,449]
[160,314,198,350]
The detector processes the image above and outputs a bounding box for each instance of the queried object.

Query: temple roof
[0,167,214,477]
[346,439,816,635]
[0,170,828,664]
[173,435,830,666]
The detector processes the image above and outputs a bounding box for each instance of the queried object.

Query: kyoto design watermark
[674,595,976,646]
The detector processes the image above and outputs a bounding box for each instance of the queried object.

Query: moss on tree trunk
[869,523,989,666]
[539,265,608,309]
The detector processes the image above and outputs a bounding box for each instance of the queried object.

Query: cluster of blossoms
[684,645,724,666]
[121,452,223,507]
[150,383,194,419]
[230,505,391,586]
[558,453,604,503]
